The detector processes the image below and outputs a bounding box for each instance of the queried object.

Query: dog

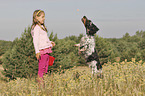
[74,16,102,74]
[74,35,102,74]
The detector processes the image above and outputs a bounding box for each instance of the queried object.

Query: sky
[0,0,145,41]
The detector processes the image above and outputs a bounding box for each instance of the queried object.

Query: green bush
[2,27,37,79]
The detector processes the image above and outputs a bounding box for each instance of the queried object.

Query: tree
[49,38,81,71]
[95,36,120,63]
[0,40,12,56]
[2,27,38,79]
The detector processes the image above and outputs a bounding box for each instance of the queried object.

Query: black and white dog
[75,16,102,74]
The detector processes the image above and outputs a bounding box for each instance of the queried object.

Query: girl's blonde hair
[31,10,48,32]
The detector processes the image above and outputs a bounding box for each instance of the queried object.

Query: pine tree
[49,38,80,71]
[95,35,120,63]
[2,27,38,79]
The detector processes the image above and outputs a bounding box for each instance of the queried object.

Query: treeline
[106,31,145,62]
[0,27,145,79]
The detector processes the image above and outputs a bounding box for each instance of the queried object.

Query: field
[0,59,145,96]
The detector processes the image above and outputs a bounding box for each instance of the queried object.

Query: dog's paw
[74,44,80,47]
[97,74,103,78]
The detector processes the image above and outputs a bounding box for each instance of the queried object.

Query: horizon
[1,30,143,42]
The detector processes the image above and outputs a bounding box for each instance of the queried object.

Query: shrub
[2,27,37,79]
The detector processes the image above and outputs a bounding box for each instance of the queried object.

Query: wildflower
[139,60,142,64]
[132,58,135,62]
[125,59,127,62]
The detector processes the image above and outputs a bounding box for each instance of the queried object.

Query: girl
[31,10,55,81]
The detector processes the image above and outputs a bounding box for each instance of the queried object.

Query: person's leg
[45,54,49,74]
[38,54,49,78]
[38,54,49,88]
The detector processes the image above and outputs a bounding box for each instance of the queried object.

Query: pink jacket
[31,25,53,54]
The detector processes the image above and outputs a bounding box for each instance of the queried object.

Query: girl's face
[36,13,45,24]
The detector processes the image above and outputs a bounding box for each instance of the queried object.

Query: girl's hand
[36,53,40,60]
[51,42,55,47]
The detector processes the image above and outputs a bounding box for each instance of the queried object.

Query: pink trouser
[38,53,49,78]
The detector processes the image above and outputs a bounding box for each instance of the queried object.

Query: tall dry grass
[0,59,145,96]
